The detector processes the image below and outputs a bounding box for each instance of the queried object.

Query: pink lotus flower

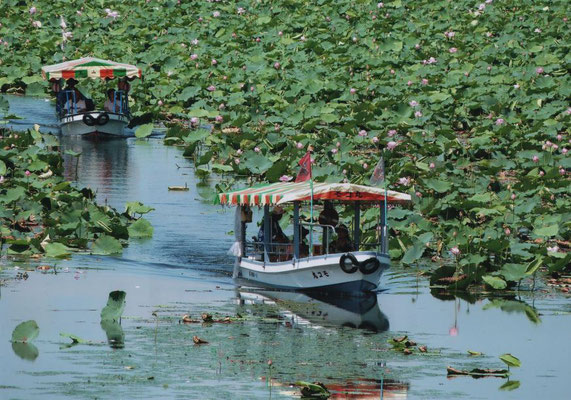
[536,67,544,74]
[539,170,545,177]
[25,170,31,176]
[390,69,395,74]
[219,103,225,110]
[274,62,281,69]
[158,100,163,106]
[429,162,435,169]
[398,177,410,186]
[415,43,421,49]
[0,175,4,184]
[274,124,281,132]
[62,31,73,39]
[350,88,356,95]
[237,7,245,15]
[212,11,220,17]
[387,141,398,151]
[449,326,458,336]
[207,85,216,91]
[547,245,559,253]
[514,83,520,89]
[532,155,539,163]
[254,147,261,153]
[449,47,457,53]
[105,9,119,19]
[29,6,36,14]
[278,31,283,36]
[190,117,199,125]
[407,80,413,86]
[358,129,367,137]
[191,39,199,45]
[504,227,511,236]
[478,3,486,11]
[534,28,542,33]
[300,36,306,41]
[60,16,67,29]
[511,193,516,200]
[279,175,293,182]
[211,59,217,65]
[421,79,428,85]
[444,31,455,38]
[236,149,243,155]
[414,111,423,118]
[190,54,198,60]
[450,246,460,256]
[416,191,422,198]
[377,2,384,7]
[331,148,338,154]
[560,168,566,175]
[409,100,418,107]
[487,65,492,71]
[296,142,303,149]
[562,148,568,155]
[32,20,42,28]
[198,17,203,22]
[234,158,240,165]
[342,169,347,175]
[557,134,563,141]
[372,137,379,144]
[336,142,341,147]
[363,163,368,169]
[495,118,505,125]
[388,129,397,137]
[215,115,223,123]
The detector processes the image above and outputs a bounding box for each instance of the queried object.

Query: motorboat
[41,57,141,137]
[217,181,411,293]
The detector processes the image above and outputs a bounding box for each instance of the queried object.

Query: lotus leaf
[127,218,154,238]
[92,235,123,255]
[101,291,127,323]
[11,320,39,343]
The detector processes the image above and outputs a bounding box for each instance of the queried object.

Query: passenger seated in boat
[104,89,120,113]
[117,77,130,93]
[299,225,310,258]
[257,206,289,244]
[331,224,354,253]
[64,88,86,114]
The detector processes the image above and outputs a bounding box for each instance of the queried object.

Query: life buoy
[339,253,359,274]
[359,257,380,275]
[83,113,96,126]
[97,112,110,126]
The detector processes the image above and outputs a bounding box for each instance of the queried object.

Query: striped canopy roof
[41,57,142,80]
[217,182,411,206]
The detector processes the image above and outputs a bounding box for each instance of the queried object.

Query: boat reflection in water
[237,288,389,332]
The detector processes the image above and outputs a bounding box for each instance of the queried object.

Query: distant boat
[217,181,411,293]
[41,57,141,137]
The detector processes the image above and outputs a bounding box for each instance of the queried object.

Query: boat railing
[300,222,337,256]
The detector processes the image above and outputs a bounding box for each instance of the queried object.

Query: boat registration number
[312,270,330,279]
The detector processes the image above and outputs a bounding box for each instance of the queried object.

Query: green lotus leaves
[101,291,127,323]
[11,320,39,343]
[482,275,507,290]
[499,354,521,369]
[44,242,72,259]
[135,123,153,138]
[91,235,123,255]
[125,201,155,216]
[127,218,154,238]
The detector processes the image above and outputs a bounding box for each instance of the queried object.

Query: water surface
[1,95,569,399]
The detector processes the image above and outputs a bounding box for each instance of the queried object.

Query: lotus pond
[0,96,569,399]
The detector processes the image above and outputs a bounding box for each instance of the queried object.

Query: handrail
[300,222,336,255]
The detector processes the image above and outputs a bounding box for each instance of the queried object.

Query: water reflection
[100,320,125,349]
[11,342,39,361]
[237,289,389,332]
[59,136,130,191]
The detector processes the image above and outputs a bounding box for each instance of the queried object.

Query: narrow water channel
[1,95,569,399]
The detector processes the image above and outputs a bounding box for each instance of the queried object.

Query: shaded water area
[1,96,570,399]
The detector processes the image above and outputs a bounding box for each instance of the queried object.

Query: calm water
[1,95,570,399]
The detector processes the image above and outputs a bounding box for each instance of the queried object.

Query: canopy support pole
[380,200,387,253]
[293,202,300,260]
[354,202,360,251]
[263,205,270,263]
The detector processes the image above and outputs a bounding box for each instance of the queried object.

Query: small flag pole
[309,173,314,256]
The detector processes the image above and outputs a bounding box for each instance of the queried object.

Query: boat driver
[257,206,289,244]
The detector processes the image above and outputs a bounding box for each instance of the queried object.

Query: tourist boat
[41,57,141,137]
[217,181,411,293]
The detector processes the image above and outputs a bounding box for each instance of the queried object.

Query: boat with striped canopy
[218,181,411,293]
[41,57,142,137]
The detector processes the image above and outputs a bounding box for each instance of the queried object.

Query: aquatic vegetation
[101,290,127,322]
[0,128,153,257]
[11,320,39,344]
[0,0,569,286]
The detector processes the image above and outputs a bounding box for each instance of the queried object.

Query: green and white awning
[41,57,142,81]
[217,182,411,206]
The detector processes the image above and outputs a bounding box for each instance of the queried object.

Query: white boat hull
[60,111,129,137]
[236,252,389,292]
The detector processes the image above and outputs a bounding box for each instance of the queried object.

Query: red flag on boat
[295,151,312,182]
